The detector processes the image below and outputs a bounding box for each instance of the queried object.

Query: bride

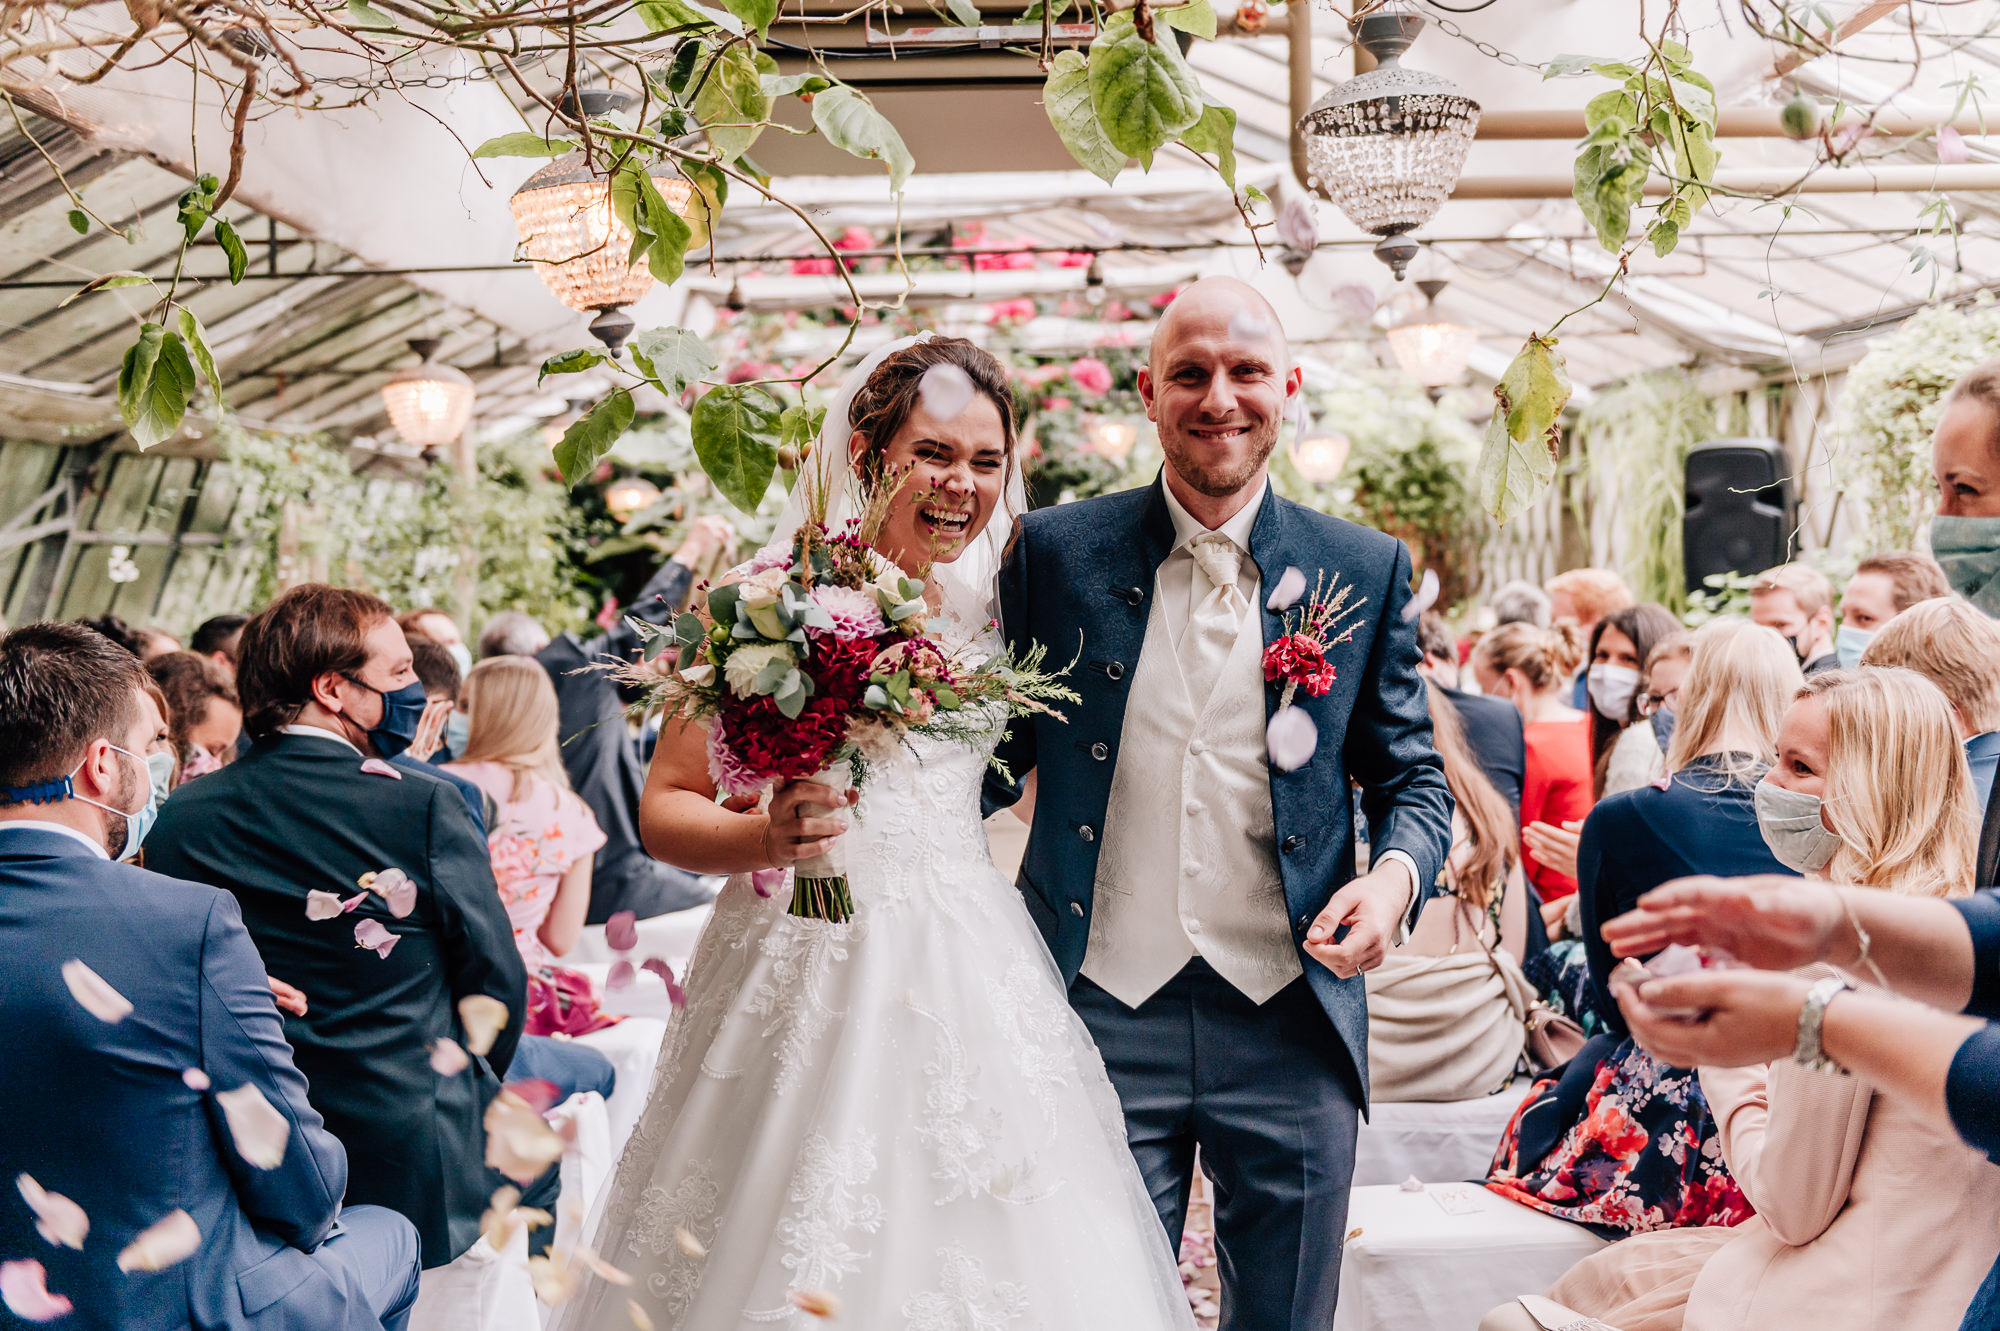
[556,335,1196,1330]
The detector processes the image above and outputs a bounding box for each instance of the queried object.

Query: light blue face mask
[70,744,164,859]
[1930,514,2000,618]
[1835,622,1875,671]
[447,641,474,680]
[1753,778,1843,875]
[444,709,471,758]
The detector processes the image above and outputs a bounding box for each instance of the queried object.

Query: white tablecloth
[562,902,713,971]
[1353,1081,1533,1187]
[1333,1184,1607,1331]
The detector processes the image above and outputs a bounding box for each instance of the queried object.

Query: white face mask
[1586,663,1642,719]
[1753,779,1843,874]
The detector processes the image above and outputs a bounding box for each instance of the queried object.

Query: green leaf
[1542,53,1630,79]
[945,0,980,24]
[692,44,769,163]
[1159,0,1215,39]
[538,347,607,384]
[553,389,637,487]
[690,385,783,513]
[345,0,397,25]
[472,132,576,159]
[118,323,196,451]
[176,177,217,244]
[1477,335,1571,523]
[629,327,717,395]
[1667,76,1716,129]
[665,40,703,94]
[214,218,248,284]
[811,85,915,193]
[677,160,729,253]
[1583,88,1636,133]
[1043,49,1126,185]
[779,403,825,450]
[66,208,87,235]
[637,0,740,32]
[609,161,694,284]
[722,0,777,39]
[761,71,832,99]
[59,270,157,307]
[1178,96,1236,188]
[1572,141,1647,251]
[1648,217,1680,257]
[177,306,223,404]
[1087,11,1202,170]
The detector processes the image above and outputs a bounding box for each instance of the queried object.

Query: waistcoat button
[1078,824,1096,843]
[1106,661,1125,681]
[1091,742,1109,761]
[1281,834,1307,854]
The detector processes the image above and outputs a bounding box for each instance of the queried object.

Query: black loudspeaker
[1683,439,1795,594]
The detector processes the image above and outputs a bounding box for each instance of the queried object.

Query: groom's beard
[1161,417,1278,499]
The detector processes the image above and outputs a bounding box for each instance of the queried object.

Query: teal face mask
[1835,622,1875,671]
[1930,514,2000,618]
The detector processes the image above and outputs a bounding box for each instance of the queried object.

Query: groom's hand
[1304,865,1410,979]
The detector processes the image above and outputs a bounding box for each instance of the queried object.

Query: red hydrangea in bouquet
[628,472,1075,924]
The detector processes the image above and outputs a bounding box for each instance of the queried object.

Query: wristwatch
[1793,975,1855,1073]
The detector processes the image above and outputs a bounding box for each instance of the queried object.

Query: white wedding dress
[556,631,1196,1331]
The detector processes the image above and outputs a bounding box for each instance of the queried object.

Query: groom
[988,276,1454,1329]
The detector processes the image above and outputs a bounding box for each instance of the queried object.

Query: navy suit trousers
[1072,957,1360,1331]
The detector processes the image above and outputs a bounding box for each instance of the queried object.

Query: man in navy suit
[991,277,1454,1330]
[0,621,419,1329]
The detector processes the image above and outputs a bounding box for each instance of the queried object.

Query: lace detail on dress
[911,998,1055,1207]
[984,960,1071,1133]
[625,1162,721,1317]
[741,918,863,1096]
[901,1245,1030,1331]
[739,1130,884,1323]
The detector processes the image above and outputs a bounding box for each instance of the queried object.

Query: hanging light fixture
[380,339,475,451]
[510,152,695,351]
[1385,278,1478,387]
[604,476,663,520]
[1086,417,1138,461]
[1290,429,1351,485]
[1297,1,1480,281]
[1083,254,1107,308]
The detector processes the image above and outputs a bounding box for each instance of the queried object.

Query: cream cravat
[1182,533,1246,705]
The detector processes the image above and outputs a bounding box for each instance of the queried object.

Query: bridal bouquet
[628,472,1075,923]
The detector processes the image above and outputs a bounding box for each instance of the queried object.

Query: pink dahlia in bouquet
[628,475,1074,923]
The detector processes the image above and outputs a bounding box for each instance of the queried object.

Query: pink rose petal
[1940,124,1970,163]
[1266,567,1307,612]
[750,869,784,899]
[1402,568,1440,622]
[359,758,402,779]
[16,1175,87,1249]
[604,910,638,953]
[61,959,131,1023]
[1646,943,1705,978]
[918,362,976,421]
[216,1084,290,1169]
[505,1078,561,1114]
[0,1260,72,1321]
[605,960,635,992]
[790,1289,842,1319]
[640,957,687,1009]
[369,868,416,919]
[431,1038,469,1076]
[305,890,346,921]
[1266,706,1318,772]
[117,1209,200,1272]
[458,994,510,1056]
[353,919,399,958]
[182,1068,210,1091]
[341,892,369,913]
[483,1090,565,1184]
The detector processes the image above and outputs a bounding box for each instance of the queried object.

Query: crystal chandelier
[380,339,475,451]
[1297,2,1480,280]
[510,152,695,349]
[1385,279,1477,387]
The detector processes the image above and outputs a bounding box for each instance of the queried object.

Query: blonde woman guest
[1366,689,1532,1102]
[1473,622,1592,911]
[1486,667,1997,1331]
[1860,596,2000,808]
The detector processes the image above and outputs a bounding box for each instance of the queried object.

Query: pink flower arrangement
[1067,357,1112,395]
[1054,250,1095,268]
[1151,287,1181,310]
[1101,299,1134,322]
[985,298,1038,325]
[727,360,786,384]
[810,584,889,640]
[790,255,837,275]
[833,226,875,251]
[1041,396,1073,412]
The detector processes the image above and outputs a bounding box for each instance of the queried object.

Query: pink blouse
[444,762,606,968]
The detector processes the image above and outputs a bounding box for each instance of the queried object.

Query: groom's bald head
[1148,277,1290,379]
[1140,277,1301,505]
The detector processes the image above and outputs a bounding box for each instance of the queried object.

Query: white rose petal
[528,1253,579,1303]
[1402,568,1439,622]
[217,1084,291,1168]
[430,1037,470,1076]
[304,890,346,921]
[117,1209,200,1273]
[62,959,132,1023]
[674,1226,706,1258]
[0,1259,72,1321]
[628,1299,657,1330]
[1266,567,1307,612]
[458,994,511,1057]
[575,1243,634,1286]
[16,1175,87,1249]
[918,363,976,422]
[484,1090,565,1184]
[1266,706,1318,772]
[182,1068,210,1090]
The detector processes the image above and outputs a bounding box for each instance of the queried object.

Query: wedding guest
[1487,667,1993,1331]
[398,606,472,679]
[1547,567,1633,708]
[1418,611,1526,815]
[395,631,489,835]
[135,625,181,661]
[146,585,528,1289]
[0,621,422,1329]
[1751,563,1838,676]
[477,611,549,661]
[1490,580,1554,630]
[73,614,143,657]
[147,650,242,781]
[1366,687,1531,1102]
[1836,550,1950,668]
[1861,596,2000,808]
[1584,603,1682,797]
[1473,622,1592,907]
[192,612,250,680]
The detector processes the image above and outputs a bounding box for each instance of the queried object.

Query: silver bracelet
[1793,975,1855,1073]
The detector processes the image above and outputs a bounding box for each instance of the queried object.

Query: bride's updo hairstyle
[847,337,1019,490]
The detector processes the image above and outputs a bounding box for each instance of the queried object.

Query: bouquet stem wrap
[787,760,854,923]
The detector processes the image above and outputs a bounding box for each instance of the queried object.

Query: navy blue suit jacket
[0,827,383,1330]
[987,477,1455,1102]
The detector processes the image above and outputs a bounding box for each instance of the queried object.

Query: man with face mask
[1931,362,2000,888]
[147,585,531,1312]
[1749,563,1838,677]
[0,620,422,1330]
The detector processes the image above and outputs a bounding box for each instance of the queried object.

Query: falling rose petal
[527,1254,578,1303]
[1275,195,1319,256]
[1266,706,1318,772]
[483,1090,566,1184]
[16,1176,87,1249]
[606,960,636,992]
[604,910,639,953]
[1227,308,1273,345]
[628,1300,657,1331]
[1287,391,1309,447]
[1266,567,1307,612]
[305,890,346,921]
[0,1260,72,1321]
[117,1209,200,1272]
[480,1185,523,1248]
[369,868,416,919]
[918,362,976,422]
[182,1068,210,1091]
[430,1038,470,1076]
[640,957,687,1009]
[575,1244,634,1286]
[459,994,510,1056]
[1400,1174,1425,1193]
[340,892,369,913]
[1402,568,1440,622]
[352,919,399,958]
[790,1289,842,1319]
[750,869,784,899]
[674,1226,706,1258]
[216,1084,291,1168]
[1940,124,1970,163]
[1647,943,1705,978]
[358,758,402,779]
[61,959,132,1024]
[505,1078,561,1115]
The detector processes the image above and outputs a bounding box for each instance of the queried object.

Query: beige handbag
[1366,897,1534,1102]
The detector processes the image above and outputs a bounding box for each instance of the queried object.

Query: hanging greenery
[1837,296,2000,552]
[1570,368,1714,613]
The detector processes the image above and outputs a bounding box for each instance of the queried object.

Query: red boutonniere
[1261,569,1368,772]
